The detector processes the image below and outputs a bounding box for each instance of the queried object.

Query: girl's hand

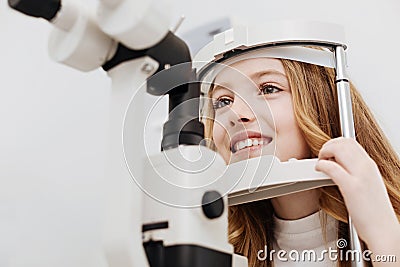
[315,137,400,263]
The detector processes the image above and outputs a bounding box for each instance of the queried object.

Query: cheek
[212,119,232,164]
[269,97,305,147]
[269,96,297,132]
[274,110,297,132]
[271,98,310,158]
[212,121,226,150]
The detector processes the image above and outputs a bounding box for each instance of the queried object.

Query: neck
[271,189,321,220]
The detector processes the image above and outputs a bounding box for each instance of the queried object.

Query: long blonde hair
[203,59,400,267]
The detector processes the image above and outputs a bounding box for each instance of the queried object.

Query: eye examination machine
[7,0,367,266]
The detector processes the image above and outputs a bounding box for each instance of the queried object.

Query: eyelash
[212,97,232,110]
[212,84,282,110]
[259,83,282,95]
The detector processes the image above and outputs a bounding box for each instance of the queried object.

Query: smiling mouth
[231,137,273,153]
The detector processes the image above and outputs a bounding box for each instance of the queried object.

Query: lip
[229,130,273,153]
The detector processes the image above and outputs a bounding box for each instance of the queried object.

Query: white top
[271,210,339,266]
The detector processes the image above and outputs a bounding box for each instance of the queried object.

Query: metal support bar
[334,46,366,267]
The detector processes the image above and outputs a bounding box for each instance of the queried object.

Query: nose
[228,95,255,127]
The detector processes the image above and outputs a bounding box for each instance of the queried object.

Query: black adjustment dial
[201,191,224,219]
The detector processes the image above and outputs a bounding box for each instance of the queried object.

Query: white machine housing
[48,0,117,71]
[97,0,171,50]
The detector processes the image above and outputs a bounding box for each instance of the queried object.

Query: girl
[203,56,400,266]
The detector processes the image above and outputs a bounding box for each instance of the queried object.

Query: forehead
[213,58,286,83]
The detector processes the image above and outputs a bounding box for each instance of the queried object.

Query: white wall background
[0,0,399,266]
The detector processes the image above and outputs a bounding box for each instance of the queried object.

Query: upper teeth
[233,138,266,153]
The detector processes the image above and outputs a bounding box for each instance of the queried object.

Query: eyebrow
[210,69,287,96]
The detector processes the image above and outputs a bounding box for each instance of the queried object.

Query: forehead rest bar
[194,21,347,88]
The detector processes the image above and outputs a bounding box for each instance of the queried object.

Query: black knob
[8,0,61,21]
[201,191,224,219]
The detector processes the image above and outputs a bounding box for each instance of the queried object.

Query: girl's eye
[212,97,233,110]
[260,84,282,95]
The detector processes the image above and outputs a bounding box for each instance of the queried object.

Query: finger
[321,137,369,159]
[321,136,345,147]
[319,138,367,174]
[318,144,352,173]
[315,159,353,194]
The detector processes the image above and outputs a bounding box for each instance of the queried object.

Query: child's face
[210,58,311,164]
